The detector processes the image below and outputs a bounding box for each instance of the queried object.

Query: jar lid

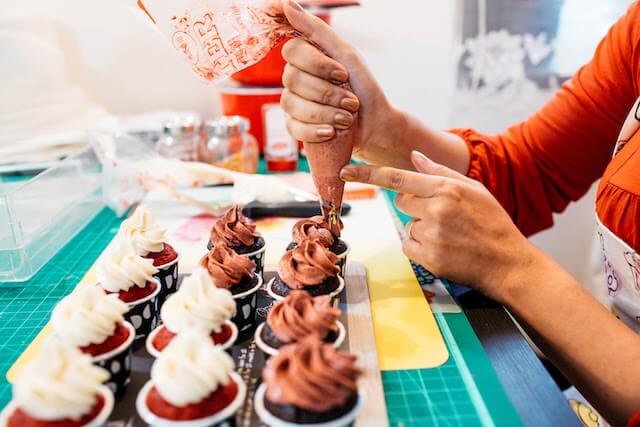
[163,114,201,136]
[204,116,250,137]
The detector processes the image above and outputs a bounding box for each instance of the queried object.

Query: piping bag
[137,0,354,236]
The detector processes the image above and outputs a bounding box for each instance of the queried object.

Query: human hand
[280,0,406,161]
[340,150,540,302]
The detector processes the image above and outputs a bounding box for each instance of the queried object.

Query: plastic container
[0,148,104,283]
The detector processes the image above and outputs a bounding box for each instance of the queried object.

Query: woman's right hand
[280,0,405,162]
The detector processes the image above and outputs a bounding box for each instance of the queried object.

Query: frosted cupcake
[118,206,180,309]
[0,339,113,427]
[255,291,345,357]
[96,243,160,349]
[146,268,238,357]
[52,285,134,398]
[267,239,343,305]
[201,245,263,341]
[286,216,350,276]
[137,330,246,426]
[208,204,266,276]
[254,337,363,426]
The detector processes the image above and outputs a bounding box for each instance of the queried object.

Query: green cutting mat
[0,177,520,426]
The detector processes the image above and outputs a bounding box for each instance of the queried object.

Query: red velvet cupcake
[0,339,113,427]
[137,330,246,426]
[52,285,135,398]
[146,268,238,357]
[117,206,180,310]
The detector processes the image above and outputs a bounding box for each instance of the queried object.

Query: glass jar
[197,116,259,173]
[155,114,202,161]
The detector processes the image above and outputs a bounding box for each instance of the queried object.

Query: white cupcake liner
[266,275,345,306]
[136,371,246,427]
[254,383,364,427]
[0,384,114,427]
[254,321,346,357]
[146,320,238,358]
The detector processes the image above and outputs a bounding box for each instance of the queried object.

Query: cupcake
[146,268,238,357]
[255,291,346,357]
[254,337,363,426]
[136,330,246,426]
[201,245,263,341]
[52,285,135,398]
[208,204,266,277]
[118,206,180,310]
[286,216,350,276]
[0,339,114,427]
[96,243,160,349]
[267,239,344,305]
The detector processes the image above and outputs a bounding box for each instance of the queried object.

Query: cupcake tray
[107,262,388,427]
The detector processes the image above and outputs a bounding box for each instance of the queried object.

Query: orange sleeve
[450,2,640,237]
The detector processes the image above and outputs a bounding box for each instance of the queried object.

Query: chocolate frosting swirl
[210,204,260,248]
[200,245,255,289]
[278,240,339,289]
[267,291,340,343]
[292,216,335,247]
[263,337,361,412]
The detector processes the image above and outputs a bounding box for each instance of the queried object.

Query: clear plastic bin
[0,148,104,283]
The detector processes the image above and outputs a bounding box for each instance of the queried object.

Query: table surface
[0,169,578,426]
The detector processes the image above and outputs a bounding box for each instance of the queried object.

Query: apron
[568,97,640,427]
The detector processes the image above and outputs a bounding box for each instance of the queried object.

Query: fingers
[394,193,424,218]
[282,0,353,63]
[281,89,354,130]
[340,164,446,197]
[282,64,359,113]
[411,150,470,183]
[282,39,348,84]
[285,115,335,143]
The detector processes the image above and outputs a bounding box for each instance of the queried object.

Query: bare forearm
[354,110,470,173]
[502,249,640,425]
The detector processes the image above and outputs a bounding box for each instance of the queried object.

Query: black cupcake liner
[246,246,266,279]
[231,275,263,343]
[93,322,135,400]
[153,256,180,312]
[124,284,160,351]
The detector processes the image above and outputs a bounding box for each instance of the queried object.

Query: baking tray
[107,263,387,427]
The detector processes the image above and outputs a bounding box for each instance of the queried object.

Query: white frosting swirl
[151,330,235,407]
[13,339,109,420]
[161,268,236,334]
[96,242,158,293]
[118,206,165,255]
[52,285,129,348]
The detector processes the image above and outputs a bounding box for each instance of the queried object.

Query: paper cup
[245,245,266,280]
[136,372,246,427]
[254,321,346,357]
[0,385,114,427]
[254,383,364,427]
[335,242,350,278]
[231,274,263,342]
[92,321,135,399]
[124,279,161,350]
[154,253,180,312]
[146,320,238,358]
[267,276,345,307]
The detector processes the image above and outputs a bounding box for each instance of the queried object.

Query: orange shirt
[450,1,640,251]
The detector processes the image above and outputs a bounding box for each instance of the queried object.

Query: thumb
[411,150,469,182]
[282,0,351,63]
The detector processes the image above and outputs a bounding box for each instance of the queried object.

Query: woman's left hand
[340,151,539,302]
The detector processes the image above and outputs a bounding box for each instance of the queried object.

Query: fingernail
[317,126,335,137]
[286,0,304,12]
[331,69,348,83]
[334,112,353,127]
[340,97,359,112]
[411,150,431,169]
[340,166,357,181]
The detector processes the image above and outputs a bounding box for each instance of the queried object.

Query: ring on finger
[406,219,419,241]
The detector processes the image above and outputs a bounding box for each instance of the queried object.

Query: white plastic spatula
[89,131,316,216]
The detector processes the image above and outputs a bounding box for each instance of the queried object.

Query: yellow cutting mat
[7,192,447,381]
